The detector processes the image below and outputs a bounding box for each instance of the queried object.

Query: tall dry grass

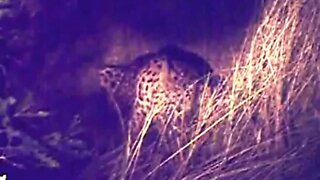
[101,0,320,179]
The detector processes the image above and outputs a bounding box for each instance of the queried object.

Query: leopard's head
[99,65,124,93]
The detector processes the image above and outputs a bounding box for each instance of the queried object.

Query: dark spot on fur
[110,81,116,88]
[154,77,160,82]
[152,72,157,77]
[176,105,182,112]
[106,70,113,77]
[146,71,152,76]
[139,94,144,100]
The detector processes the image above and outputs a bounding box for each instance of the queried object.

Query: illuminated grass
[105,0,320,179]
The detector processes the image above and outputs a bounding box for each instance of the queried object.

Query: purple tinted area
[0,0,273,179]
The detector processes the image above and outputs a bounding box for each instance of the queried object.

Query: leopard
[99,45,220,142]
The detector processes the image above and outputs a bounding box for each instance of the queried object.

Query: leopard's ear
[99,65,124,92]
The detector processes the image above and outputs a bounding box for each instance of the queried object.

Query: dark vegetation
[2,0,319,179]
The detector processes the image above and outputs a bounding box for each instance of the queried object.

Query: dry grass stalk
[104,0,320,179]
